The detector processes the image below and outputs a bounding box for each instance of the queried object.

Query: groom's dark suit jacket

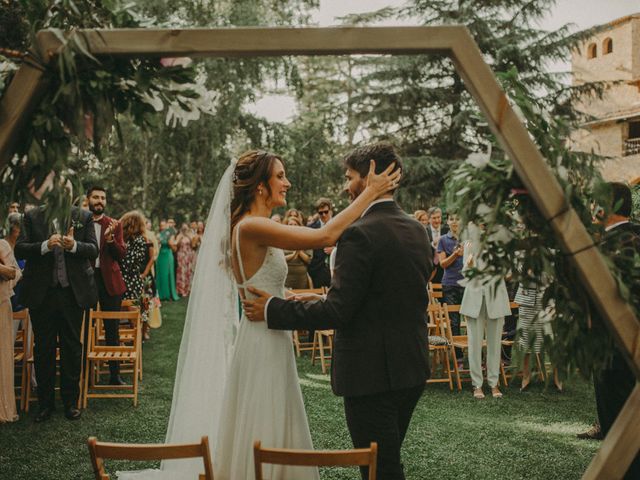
[267,201,433,397]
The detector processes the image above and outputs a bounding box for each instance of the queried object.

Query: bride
[118,150,399,480]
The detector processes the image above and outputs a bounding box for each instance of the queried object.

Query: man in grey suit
[244,142,432,480]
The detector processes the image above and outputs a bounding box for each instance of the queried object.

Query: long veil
[118,163,238,479]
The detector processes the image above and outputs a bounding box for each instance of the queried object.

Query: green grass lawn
[0,299,600,479]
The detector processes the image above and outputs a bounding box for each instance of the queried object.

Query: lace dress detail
[213,226,319,480]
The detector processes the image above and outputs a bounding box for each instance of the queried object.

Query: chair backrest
[87,436,214,480]
[427,282,443,303]
[87,309,141,352]
[253,441,377,480]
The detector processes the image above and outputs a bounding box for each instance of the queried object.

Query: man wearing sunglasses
[308,198,334,288]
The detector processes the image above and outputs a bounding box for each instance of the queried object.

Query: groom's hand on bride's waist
[243,287,272,322]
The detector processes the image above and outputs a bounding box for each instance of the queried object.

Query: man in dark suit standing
[593,182,640,479]
[244,142,433,480]
[86,186,127,385]
[307,197,334,288]
[16,203,98,422]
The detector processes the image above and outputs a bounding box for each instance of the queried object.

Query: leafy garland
[0,1,210,218]
[445,67,636,378]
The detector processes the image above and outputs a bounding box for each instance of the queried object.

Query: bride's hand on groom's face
[242,287,270,322]
[365,160,401,196]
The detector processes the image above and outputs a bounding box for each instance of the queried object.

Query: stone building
[571,13,640,184]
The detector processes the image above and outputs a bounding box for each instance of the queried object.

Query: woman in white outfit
[118,150,399,480]
[459,224,512,399]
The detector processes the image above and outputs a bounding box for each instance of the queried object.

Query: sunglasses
[318,210,330,215]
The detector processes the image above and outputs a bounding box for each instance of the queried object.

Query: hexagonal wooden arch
[1,26,638,478]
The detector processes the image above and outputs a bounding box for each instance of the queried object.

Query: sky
[249,0,640,122]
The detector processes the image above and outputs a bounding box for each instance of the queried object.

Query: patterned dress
[121,235,150,319]
[176,235,195,296]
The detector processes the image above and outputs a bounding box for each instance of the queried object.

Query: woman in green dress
[156,220,179,301]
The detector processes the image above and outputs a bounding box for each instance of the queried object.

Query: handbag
[148,297,162,329]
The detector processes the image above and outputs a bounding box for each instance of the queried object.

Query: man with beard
[86,186,127,385]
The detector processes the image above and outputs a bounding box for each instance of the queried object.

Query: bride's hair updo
[231,150,283,229]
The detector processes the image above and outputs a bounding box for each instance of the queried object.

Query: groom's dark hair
[343,141,403,184]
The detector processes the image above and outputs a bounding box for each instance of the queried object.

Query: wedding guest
[5,214,25,311]
[156,221,179,301]
[459,224,512,399]
[8,202,19,214]
[120,211,154,340]
[284,216,312,289]
[0,233,21,423]
[87,186,127,386]
[308,197,334,288]
[270,213,282,223]
[197,221,205,236]
[427,207,448,283]
[514,282,562,391]
[15,200,98,422]
[591,182,640,479]
[413,210,429,227]
[437,212,465,360]
[175,223,196,296]
[284,208,304,225]
[190,220,198,234]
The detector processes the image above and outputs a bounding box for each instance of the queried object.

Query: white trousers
[466,297,505,389]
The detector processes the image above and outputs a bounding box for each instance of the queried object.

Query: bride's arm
[241,161,400,251]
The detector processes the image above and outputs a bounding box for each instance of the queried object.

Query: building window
[587,43,597,59]
[603,37,613,54]
[624,121,640,156]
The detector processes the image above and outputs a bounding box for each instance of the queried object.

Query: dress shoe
[64,406,82,421]
[577,423,603,440]
[109,375,127,386]
[34,406,54,423]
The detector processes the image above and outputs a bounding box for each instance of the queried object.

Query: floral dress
[176,235,195,296]
[121,235,150,318]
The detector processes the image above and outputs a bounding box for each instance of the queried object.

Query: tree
[311,0,595,209]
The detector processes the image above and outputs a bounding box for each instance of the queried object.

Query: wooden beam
[0,57,50,172]
[36,26,458,58]
[450,29,640,378]
[583,384,640,479]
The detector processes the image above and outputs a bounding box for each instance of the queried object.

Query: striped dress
[514,284,548,354]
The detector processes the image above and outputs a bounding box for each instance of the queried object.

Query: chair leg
[535,353,545,382]
[83,357,91,409]
[311,332,319,365]
[292,331,301,357]
[318,334,326,374]
[133,358,139,407]
[500,360,508,387]
[450,346,462,391]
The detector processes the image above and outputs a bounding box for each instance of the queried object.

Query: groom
[245,142,432,480]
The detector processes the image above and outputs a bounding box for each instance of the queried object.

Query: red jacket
[93,215,127,297]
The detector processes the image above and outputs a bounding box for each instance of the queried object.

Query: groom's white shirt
[263,198,395,320]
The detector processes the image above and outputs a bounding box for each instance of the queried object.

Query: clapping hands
[104,219,118,243]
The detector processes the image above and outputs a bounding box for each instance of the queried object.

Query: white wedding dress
[214,227,319,479]
[117,163,318,480]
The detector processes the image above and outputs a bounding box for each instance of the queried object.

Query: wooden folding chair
[289,287,326,357]
[426,303,455,390]
[427,282,443,304]
[87,435,214,480]
[254,440,377,480]
[83,309,141,407]
[13,309,30,411]
[311,329,334,374]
